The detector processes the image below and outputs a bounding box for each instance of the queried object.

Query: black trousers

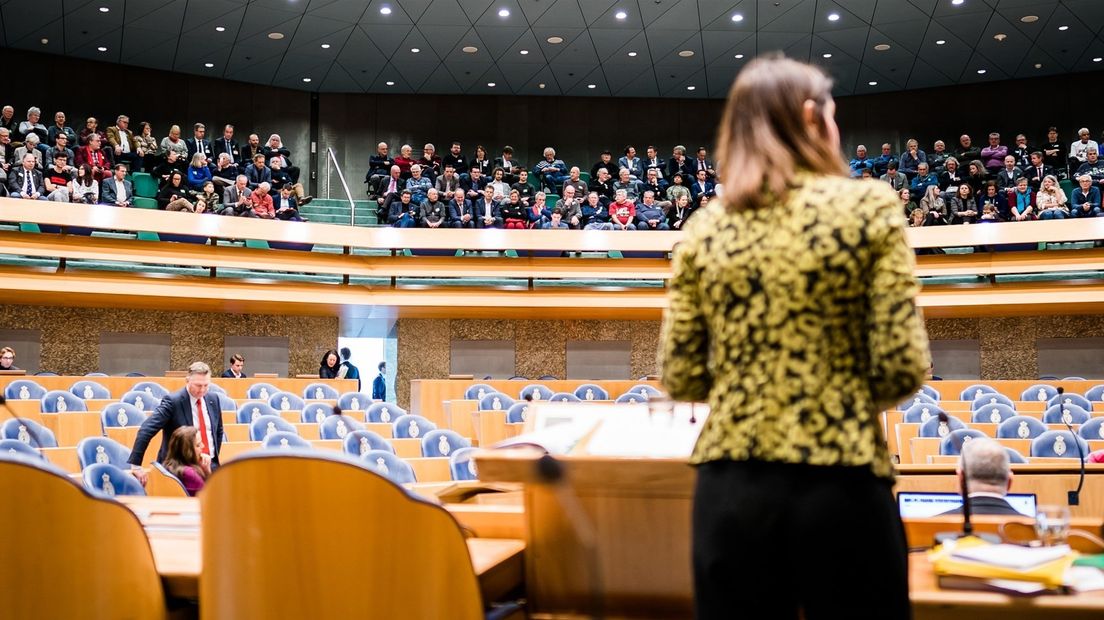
[693,460,910,620]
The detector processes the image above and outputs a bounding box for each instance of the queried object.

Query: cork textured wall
[0,305,338,377]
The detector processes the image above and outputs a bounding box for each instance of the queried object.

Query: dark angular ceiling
[3,0,1104,98]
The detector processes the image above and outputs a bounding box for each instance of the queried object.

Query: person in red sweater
[609,189,637,230]
[249,182,275,218]
[75,133,110,181]
[394,144,416,179]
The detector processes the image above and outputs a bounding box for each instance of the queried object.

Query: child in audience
[161,426,209,496]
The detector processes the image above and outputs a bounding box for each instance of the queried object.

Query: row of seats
[934,428,1091,460]
[909,413,1104,442]
[465,382,662,404]
[903,402,1100,426]
[4,378,351,402]
[905,382,1103,404]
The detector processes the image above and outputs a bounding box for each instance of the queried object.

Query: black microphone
[939,412,974,537]
[1055,387,1086,506]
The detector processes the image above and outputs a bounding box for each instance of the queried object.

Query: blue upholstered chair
[366,403,406,424]
[518,384,554,401]
[574,383,608,401]
[918,415,964,438]
[997,416,1048,440]
[152,461,189,495]
[131,382,169,399]
[627,384,662,399]
[342,430,393,456]
[207,383,226,394]
[249,414,297,441]
[1030,431,1089,459]
[300,403,337,424]
[970,392,1014,411]
[99,403,146,430]
[1047,393,1093,412]
[392,414,436,439]
[549,392,581,403]
[247,382,280,400]
[269,391,305,413]
[1042,404,1090,426]
[0,439,45,460]
[477,392,515,411]
[421,429,471,458]
[449,447,479,481]
[82,463,146,497]
[215,393,236,411]
[70,380,111,400]
[1005,448,1029,464]
[1078,417,1104,441]
[4,379,45,400]
[464,383,494,401]
[903,403,946,424]
[506,402,530,424]
[1021,384,1058,403]
[319,415,365,440]
[262,432,312,450]
[899,392,937,409]
[615,392,649,404]
[303,382,339,400]
[938,429,989,456]
[361,449,416,484]
[1,417,58,448]
[235,401,277,424]
[76,437,132,470]
[918,385,941,401]
[971,403,1017,424]
[337,392,373,413]
[959,384,998,401]
[40,390,87,413]
[120,390,162,412]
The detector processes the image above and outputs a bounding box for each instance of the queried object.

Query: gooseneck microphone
[939,411,973,537]
[1055,387,1086,506]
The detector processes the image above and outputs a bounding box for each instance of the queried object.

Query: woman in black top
[965,159,988,195]
[157,171,195,211]
[470,145,492,177]
[319,349,340,379]
[667,193,695,230]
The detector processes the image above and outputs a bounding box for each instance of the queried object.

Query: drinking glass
[1034,504,1071,546]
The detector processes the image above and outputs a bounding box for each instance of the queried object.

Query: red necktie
[196,398,210,456]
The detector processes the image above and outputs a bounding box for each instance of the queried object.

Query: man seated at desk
[940,438,1021,517]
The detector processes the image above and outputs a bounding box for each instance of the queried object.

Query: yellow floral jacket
[660,173,930,479]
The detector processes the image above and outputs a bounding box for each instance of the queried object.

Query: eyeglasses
[1,355,13,360]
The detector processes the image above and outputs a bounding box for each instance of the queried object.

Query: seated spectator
[692,147,715,180]
[562,166,587,197]
[248,181,275,218]
[499,188,528,229]
[1076,147,1104,194]
[45,133,74,169]
[211,153,240,189]
[667,193,695,230]
[435,163,461,196]
[160,125,189,162]
[666,172,690,203]
[978,181,1009,221]
[486,167,509,200]
[106,115,142,172]
[273,185,304,221]
[447,188,475,229]
[221,174,252,216]
[269,157,311,204]
[965,159,988,195]
[194,180,221,215]
[377,164,403,206]
[463,166,488,200]
[71,163,100,204]
[212,124,240,165]
[618,145,643,181]
[442,141,468,180]
[899,139,926,179]
[928,140,949,175]
[388,189,419,228]
[1041,127,1065,178]
[948,182,979,224]
[511,169,534,203]
[848,145,873,177]
[47,111,77,147]
[153,150,185,188]
[161,426,210,497]
[591,150,616,180]
[553,185,583,229]
[1,128,16,182]
[980,132,1008,174]
[1024,152,1054,192]
[472,185,502,228]
[938,157,963,191]
[909,162,938,196]
[7,153,46,200]
[614,167,643,201]
[134,122,160,172]
[690,168,715,202]
[186,153,214,190]
[419,187,448,228]
[667,145,693,180]
[240,133,262,165]
[79,116,106,147]
[581,190,613,230]
[908,207,926,229]
[366,142,395,197]
[995,155,1023,192]
[880,161,907,191]
[100,164,133,207]
[1071,174,1103,218]
[1070,127,1097,168]
[939,438,1020,517]
[872,143,897,176]
[244,153,271,190]
[534,147,568,192]
[0,346,18,370]
[1036,175,1069,220]
[635,191,669,230]
[1011,134,1032,169]
[157,171,195,211]
[470,144,492,177]
[588,167,614,202]
[541,206,569,229]
[17,106,48,143]
[14,133,43,170]
[898,187,917,217]
[495,145,522,184]
[640,167,668,199]
[44,153,73,202]
[0,105,14,133]
[186,123,212,160]
[643,145,666,181]
[608,189,636,231]
[1008,177,1035,221]
[526,192,547,228]
[418,143,441,182]
[261,134,299,184]
[405,164,432,204]
[919,185,948,226]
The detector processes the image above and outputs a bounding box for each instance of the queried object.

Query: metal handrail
[327,147,356,226]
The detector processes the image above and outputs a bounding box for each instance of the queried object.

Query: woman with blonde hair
[1036,174,1069,220]
[160,125,188,161]
[660,56,928,619]
[920,184,949,225]
[161,426,210,496]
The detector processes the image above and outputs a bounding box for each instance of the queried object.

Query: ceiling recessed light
[994,33,1007,41]
[734,53,744,59]
[204,62,214,68]
[462,46,478,53]
[1034,63,1043,68]
[215,26,226,32]
[380,6,392,15]
[1020,15,1039,23]
[519,49,529,55]
[385,81,395,86]
[868,81,878,86]
[410,47,420,53]
[976,69,987,74]
[538,83,546,89]
[686,85,696,91]
[1059,25,1069,31]
[547,36,563,44]
[1095,58,1103,63]
[302,77,312,83]
[935,39,946,45]
[628,51,638,57]
[678,50,694,57]
[321,43,331,49]
[267,32,284,40]
[40,38,49,44]
[97,46,108,52]
[952,0,964,5]
[498,8,510,17]
[615,10,628,19]
[98,6,110,13]
[822,52,832,58]
[874,43,891,51]
[827,12,840,21]
[487,82,496,87]
[731,13,744,22]
[587,84,597,89]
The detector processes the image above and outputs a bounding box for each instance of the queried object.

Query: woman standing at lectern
[659,56,930,620]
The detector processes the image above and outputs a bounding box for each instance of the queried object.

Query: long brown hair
[162,426,206,481]
[715,56,846,211]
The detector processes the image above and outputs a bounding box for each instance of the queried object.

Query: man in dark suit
[7,153,46,199]
[940,438,1021,517]
[128,362,224,483]
[212,124,241,165]
[222,353,245,378]
[372,361,387,401]
[185,122,212,160]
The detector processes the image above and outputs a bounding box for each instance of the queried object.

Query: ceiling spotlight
[868,81,878,86]
[488,82,496,87]
[827,12,840,21]
[411,48,420,53]
[686,85,696,91]
[822,53,832,58]
[385,81,395,86]
[976,69,987,74]
[267,32,284,40]
[615,10,627,20]
[519,49,529,55]
[380,6,392,15]
[874,43,891,51]
[302,77,312,83]
[321,43,331,49]
[587,84,597,89]
[1058,25,1069,31]
[97,46,108,52]
[1034,63,1043,68]
[1095,58,1103,63]
[498,8,510,17]
[731,13,744,22]
[734,54,744,59]
[538,83,546,89]
[678,50,694,57]
[547,36,563,44]
[628,51,638,57]
[994,33,1007,41]
[215,26,226,32]
[40,38,49,44]
[462,46,478,53]
[1020,15,1038,23]
[98,6,110,12]
[952,0,964,5]
[204,62,214,68]
[935,39,946,45]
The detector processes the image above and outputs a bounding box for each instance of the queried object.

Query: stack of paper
[930,538,1077,593]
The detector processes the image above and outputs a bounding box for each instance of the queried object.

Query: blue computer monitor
[896,491,1037,518]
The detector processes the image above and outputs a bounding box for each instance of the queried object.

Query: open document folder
[492,401,709,457]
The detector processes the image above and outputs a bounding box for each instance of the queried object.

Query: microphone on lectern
[1055,387,1086,506]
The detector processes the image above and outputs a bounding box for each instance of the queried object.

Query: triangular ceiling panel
[358,23,414,56]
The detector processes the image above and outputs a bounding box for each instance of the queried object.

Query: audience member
[221,175,252,216]
[500,188,528,229]
[609,189,636,231]
[473,185,502,228]
[667,193,694,230]
[100,164,133,207]
[0,106,14,133]
[928,140,949,174]
[535,147,568,192]
[939,438,1020,516]
[1010,133,1032,169]
[614,167,643,201]
[1070,127,1097,166]
[1036,175,1068,220]
[79,116,106,147]
[244,153,271,190]
[995,155,1023,192]
[17,106,48,143]
[45,133,74,167]
[618,145,643,180]
[554,185,583,229]
[937,157,962,190]
[161,125,188,161]
[187,153,214,190]
[582,191,612,230]
[691,146,715,179]
[635,191,669,230]
[366,142,396,197]
[405,164,432,204]
[511,169,534,203]
[1041,127,1065,176]
[211,153,240,189]
[47,111,77,147]
[965,159,988,195]
[562,166,586,197]
[643,145,666,180]
[1008,177,1036,221]
[1024,151,1054,192]
[591,151,615,180]
[418,143,441,181]
[919,185,948,226]
[899,139,926,179]
[948,183,978,224]
[898,187,917,217]
[195,181,222,215]
[956,134,981,164]
[419,187,448,228]
[212,125,240,165]
[152,149,185,187]
[14,133,43,170]
[1071,174,1103,218]
[44,153,72,202]
[979,181,1009,221]
[70,164,98,204]
[262,134,300,184]
[1076,148,1104,193]
[0,347,17,371]
[667,145,692,179]
[435,163,461,195]
[158,171,194,211]
[106,115,142,171]
[269,157,311,204]
[222,353,245,378]
[881,161,907,191]
[448,188,475,228]
[8,153,45,200]
[248,182,275,218]
[186,123,213,160]
[541,206,569,229]
[849,145,872,177]
[75,134,110,181]
[495,145,521,184]
[470,144,492,177]
[872,143,897,176]
[909,162,938,197]
[442,142,468,179]
[161,426,210,497]
[388,189,418,228]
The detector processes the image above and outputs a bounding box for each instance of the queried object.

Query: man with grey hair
[128,361,224,483]
[940,438,1020,516]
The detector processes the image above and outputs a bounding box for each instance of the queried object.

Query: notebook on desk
[897,491,1037,518]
